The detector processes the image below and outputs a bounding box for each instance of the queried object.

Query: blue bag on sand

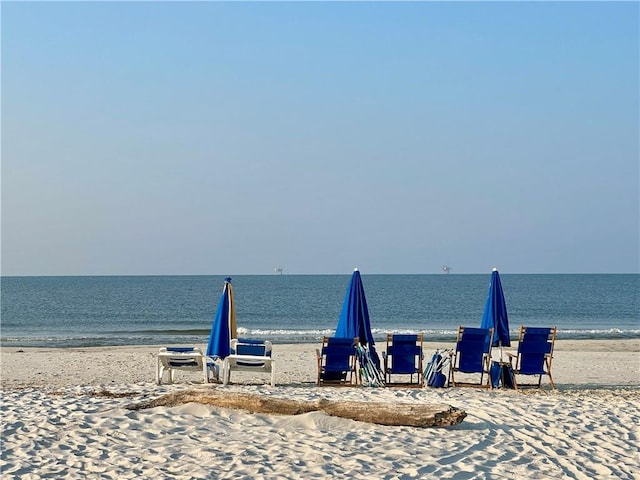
[490,362,502,388]
[431,372,447,388]
[490,361,515,389]
[501,364,515,389]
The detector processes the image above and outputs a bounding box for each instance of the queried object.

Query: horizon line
[2,272,639,278]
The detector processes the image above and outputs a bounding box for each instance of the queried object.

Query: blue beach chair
[448,326,494,388]
[382,333,424,387]
[507,326,557,390]
[316,336,359,386]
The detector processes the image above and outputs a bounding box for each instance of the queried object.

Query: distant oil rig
[441,265,452,274]
[274,268,284,275]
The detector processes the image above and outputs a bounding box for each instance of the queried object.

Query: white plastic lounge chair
[222,338,276,387]
[156,347,212,385]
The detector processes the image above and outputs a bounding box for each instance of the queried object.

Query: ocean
[1,274,638,348]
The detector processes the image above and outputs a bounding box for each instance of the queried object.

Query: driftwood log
[126,390,466,427]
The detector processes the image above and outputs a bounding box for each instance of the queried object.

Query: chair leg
[222,361,230,386]
[485,357,492,389]
[545,358,556,390]
[547,372,556,391]
[210,363,220,383]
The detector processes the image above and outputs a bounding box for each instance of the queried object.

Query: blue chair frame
[448,326,494,388]
[316,336,359,386]
[507,326,557,390]
[383,333,424,387]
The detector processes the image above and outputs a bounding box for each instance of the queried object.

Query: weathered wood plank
[126,390,466,427]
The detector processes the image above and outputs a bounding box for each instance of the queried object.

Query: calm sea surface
[1,274,638,348]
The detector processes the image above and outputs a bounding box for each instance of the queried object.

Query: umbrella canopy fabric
[206,277,237,359]
[480,269,511,347]
[335,268,380,367]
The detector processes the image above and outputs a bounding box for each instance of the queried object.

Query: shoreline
[3,337,639,351]
[2,338,638,390]
[3,333,639,349]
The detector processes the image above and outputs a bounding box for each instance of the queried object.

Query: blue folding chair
[507,326,557,390]
[316,336,359,386]
[448,326,494,388]
[383,334,424,387]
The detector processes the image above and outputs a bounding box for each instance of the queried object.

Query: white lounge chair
[222,339,276,387]
[156,347,213,385]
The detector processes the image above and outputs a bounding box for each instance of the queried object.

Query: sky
[1,2,638,276]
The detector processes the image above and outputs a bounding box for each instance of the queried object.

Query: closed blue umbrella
[480,268,511,359]
[206,277,237,360]
[335,268,380,367]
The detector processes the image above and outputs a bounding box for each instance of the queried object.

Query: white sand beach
[1,339,639,479]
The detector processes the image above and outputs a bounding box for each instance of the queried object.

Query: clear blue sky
[2,2,638,275]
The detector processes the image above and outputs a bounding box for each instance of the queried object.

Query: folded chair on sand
[316,336,359,386]
[382,333,424,387]
[156,347,212,385]
[507,326,557,390]
[222,338,276,387]
[448,326,494,388]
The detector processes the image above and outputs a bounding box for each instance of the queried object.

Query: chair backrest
[321,337,358,373]
[160,347,204,369]
[231,338,272,357]
[517,326,556,375]
[455,327,494,373]
[230,338,272,367]
[386,334,423,374]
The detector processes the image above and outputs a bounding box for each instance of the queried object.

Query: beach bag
[430,371,447,388]
[491,362,515,389]
[490,362,501,388]
[501,364,515,389]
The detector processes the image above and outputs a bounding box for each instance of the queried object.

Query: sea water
[1,274,638,347]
